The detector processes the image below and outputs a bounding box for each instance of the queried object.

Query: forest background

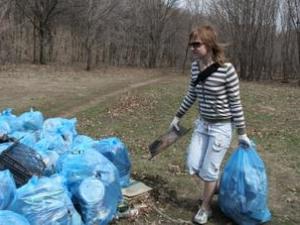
[0,0,299,82]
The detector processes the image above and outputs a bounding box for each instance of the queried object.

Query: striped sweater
[176,61,246,135]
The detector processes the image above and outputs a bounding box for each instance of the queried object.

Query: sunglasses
[189,42,204,48]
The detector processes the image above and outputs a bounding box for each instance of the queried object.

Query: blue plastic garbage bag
[57,148,122,195]
[219,144,271,225]
[57,149,122,223]
[73,135,94,146]
[35,135,70,155]
[35,149,59,176]
[0,119,11,136]
[0,210,30,225]
[56,149,105,193]
[11,131,40,148]
[75,176,117,225]
[0,108,22,132]
[9,175,83,225]
[42,117,77,148]
[94,137,131,187]
[0,170,16,209]
[18,108,44,131]
[71,135,95,153]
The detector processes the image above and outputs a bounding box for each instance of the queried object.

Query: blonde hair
[189,25,225,65]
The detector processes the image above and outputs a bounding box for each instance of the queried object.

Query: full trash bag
[72,135,95,153]
[0,119,11,136]
[35,149,59,176]
[57,149,122,224]
[75,177,116,225]
[94,137,131,187]
[0,210,30,225]
[56,149,105,193]
[42,117,77,148]
[0,108,22,132]
[57,149,121,197]
[9,175,83,225]
[18,108,44,131]
[35,136,70,155]
[219,144,271,225]
[0,170,16,209]
[11,131,40,148]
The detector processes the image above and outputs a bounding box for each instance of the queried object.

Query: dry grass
[0,64,164,116]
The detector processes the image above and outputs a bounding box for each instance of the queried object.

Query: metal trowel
[148,125,191,160]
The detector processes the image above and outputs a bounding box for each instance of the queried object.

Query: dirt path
[59,77,168,117]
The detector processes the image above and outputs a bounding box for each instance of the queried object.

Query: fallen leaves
[107,94,157,119]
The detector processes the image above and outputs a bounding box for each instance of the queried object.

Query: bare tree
[0,0,13,36]
[185,0,206,26]
[280,0,299,82]
[208,0,279,80]
[14,0,70,64]
[70,0,120,71]
[140,0,180,68]
[287,0,300,70]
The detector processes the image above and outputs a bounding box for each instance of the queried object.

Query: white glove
[238,134,251,147]
[169,116,180,131]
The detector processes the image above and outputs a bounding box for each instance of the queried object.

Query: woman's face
[189,38,209,60]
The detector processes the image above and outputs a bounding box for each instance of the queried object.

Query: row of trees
[0,0,299,81]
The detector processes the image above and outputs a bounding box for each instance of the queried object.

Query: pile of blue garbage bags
[0,108,132,225]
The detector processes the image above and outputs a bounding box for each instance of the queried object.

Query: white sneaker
[193,208,212,224]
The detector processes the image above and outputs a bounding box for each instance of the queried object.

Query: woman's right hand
[169,116,180,131]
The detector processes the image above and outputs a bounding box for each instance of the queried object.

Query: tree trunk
[39,28,46,64]
[33,23,37,64]
[297,29,300,84]
[47,31,54,62]
[182,43,189,74]
[297,30,300,68]
[86,46,92,71]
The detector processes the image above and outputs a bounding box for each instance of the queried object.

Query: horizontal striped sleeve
[175,62,198,118]
[225,63,246,134]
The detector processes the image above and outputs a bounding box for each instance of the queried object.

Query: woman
[169,25,251,224]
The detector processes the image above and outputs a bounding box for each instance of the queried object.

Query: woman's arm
[225,63,246,135]
[175,62,199,118]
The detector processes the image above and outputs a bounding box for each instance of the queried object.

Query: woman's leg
[186,120,208,178]
[194,123,232,224]
[194,180,215,224]
[201,180,217,211]
[195,177,219,204]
